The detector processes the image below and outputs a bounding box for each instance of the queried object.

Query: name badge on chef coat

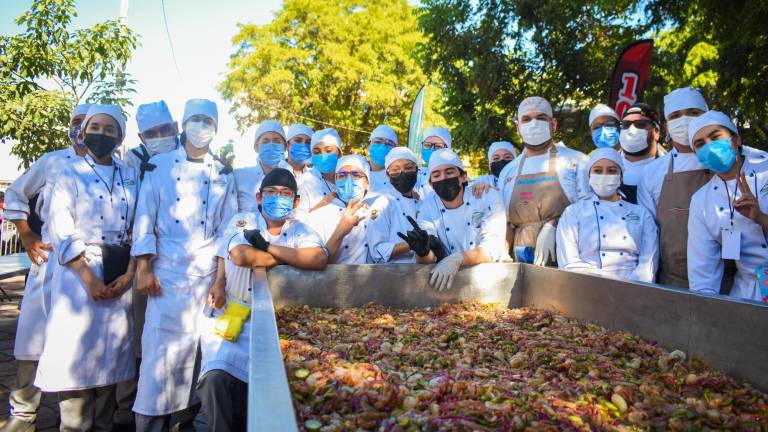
[721,228,741,260]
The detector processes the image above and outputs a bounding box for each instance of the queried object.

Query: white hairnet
[83,104,126,140]
[422,126,452,148]
[335,154,370,179]
[687,110,738,144]
[370,125,398,145]
[663,87,708,119]
[182,99,218,126]
[70,103,92,122]
[517,96,553,120]
[136,100,174,133]
[285,124,313,142]
[428,148,464,174]
[487,141,517,162]
[254,120,286,141]
[385,147,418,169]
[311,128,343,150]
[588,103,619,127]
[587,147,623,172]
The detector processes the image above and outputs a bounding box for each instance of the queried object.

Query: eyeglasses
[337,170,365,180]
[422,141,447,150]
[261,188,295,198]
[387,166,418,176]
[621,119,653,130]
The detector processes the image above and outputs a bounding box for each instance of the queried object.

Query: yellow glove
[213,301,251,341]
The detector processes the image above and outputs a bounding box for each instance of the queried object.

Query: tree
[219,0,444,151]
[0,0,139,168]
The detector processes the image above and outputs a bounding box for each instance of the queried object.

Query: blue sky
[1,0,282,177]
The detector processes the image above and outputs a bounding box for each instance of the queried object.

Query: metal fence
[1,218,23,256]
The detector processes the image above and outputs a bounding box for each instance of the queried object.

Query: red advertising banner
[609,40,654,118]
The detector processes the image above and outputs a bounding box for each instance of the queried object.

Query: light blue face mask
[312,153,339,174]
[289,143,311,163]
[695,138,738,174]
[337,177,365,202]
[591,126,619,149]
[262,194,294,221]
[368,144,391,167]
[421,148,435,165]
[259,142,286,168]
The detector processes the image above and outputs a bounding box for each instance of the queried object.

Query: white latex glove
[534,222,556,266]
[429,252,464,291]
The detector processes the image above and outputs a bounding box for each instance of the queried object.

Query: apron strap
[665,153,675,181]
[548,145,558,172]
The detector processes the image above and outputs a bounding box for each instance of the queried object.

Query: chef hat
[422,126,452,148]
[487,141,517,162]
[428,148,464,174]
[285,124,313,142]
[687,110,739,145]
[370,124,398,145]
[182,98,218,126]
[335,154,370,180]
[517,96,553,120]
[385,147,418,170]
[136,100,174,134]
[587,147,623,172]
[663,87,708,119]
[254,120,286,142]
[588,103,619,127]
[311,128,343,150]
[83,104,127,140]
[70,103,92,122]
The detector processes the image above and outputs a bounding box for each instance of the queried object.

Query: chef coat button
[283,233,287,237]
[204,181,208,184]
[67,155,71,158]
[467,222,470,226]
[121,216,125,220]
[469,242,473,245]
[396,198,400,201]
[749,173,754,177]
[623,236,627,240]
[344,245,349,249]
[177,198,180,202]
[451,246,455,250]
[99,195,103,199]
[619,203,623,207]
[94,179,98,183]
[441,209,445,213]
[175,220,179,223]
[619,252,623,256]
[101,236,105,240]
[200,221,204,225]
[117,183,121,186]
[175,159,179,163]
[177,177,180,181]
[100,216,103,220]
[118,234,122,239]
[364,243,368,247]
[248,288,251,291]
[714,186,718,190]
[601,252,605,257]
[719,207,724,211]
[673,153,677,158]
[596,202,600,205]
[323,192,327,196]
[202,201,206,205]
[602,234,606,238]
[621,217,626,220]
[208,164,211,167]
[599,216,604,220]
[763,244,767,248]
[402,212,406,216]
[465,202,469,206]
[446,227,450,231]
[122,198,125,201]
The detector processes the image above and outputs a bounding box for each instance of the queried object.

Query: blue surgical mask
[262,195,294,221]
[421,148,435,165]
[337,177,365,202]
[289,143,311,163]
[259,142,286,168]
[591,126,619,149]
[368,144,391,167]
[695,138,738,174]
[312,153,338,174]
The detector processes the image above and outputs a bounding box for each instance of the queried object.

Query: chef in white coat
[123,100,179,183]
[367,124,398,193]
[307,155,382,263]
[499,96,589,266]
[637,87,709,288]
[687,110,768,302]
[233,120,289,212]
[35,104,137,429]
[297,128,344,215]
[617,103,665,204]
[2,103,90,431]
[473,141,517,188]
[196,168,326,430]
[556,148,659,282]
[131,98,237,430]
[403,149,506,291]
[588,103,621,150]
[284,123,314,177]
[368,147,423,263]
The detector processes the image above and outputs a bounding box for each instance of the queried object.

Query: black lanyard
[88,162,117,196]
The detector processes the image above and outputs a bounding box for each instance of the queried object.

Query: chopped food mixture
[277,302,768,431]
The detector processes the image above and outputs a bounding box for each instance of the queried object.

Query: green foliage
[0,0,139,168]
[219,0,445,151]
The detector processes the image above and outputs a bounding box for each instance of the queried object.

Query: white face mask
[144,136,177,156]
[667,115,694,146]
[589,174,621,198]
[519,119,552,146]
[185,121,216,149]
[619,125,649,153]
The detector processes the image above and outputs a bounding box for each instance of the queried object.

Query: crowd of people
[1,86,766,431]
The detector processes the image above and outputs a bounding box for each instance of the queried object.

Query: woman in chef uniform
[233,120,289,212]
[556,148,659,282]
[687,110,768,302]
[473,141,517,189]
[35,104,137,429]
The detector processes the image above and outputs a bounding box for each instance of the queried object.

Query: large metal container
[249,263,768,431]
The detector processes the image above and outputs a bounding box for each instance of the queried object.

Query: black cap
[260,168,298,195]
[622,102,660,126]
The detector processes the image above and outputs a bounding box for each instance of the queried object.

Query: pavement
[0,276,59,430]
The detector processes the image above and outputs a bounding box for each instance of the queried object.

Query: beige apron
[507,145,571,248]
[656,156,712,287]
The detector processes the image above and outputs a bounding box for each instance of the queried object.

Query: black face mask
[84,133,118,159]
[389,171,418,195]
[432,176,463,202]
[490,159,511,178]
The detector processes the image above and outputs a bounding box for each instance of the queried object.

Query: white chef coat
[621,154,656,187]
[297,168,337,216]
[637,148,705,218]
[472,174,500,189]
[131,146,237,416]
[4,146,79,360]
[306,192,383,264]
[556,195,659,283]
[232,158,294,212]
[199,211,323,382]
[35,155,137,391]
[367,186,422,263]
[369,169,389,193]
[417,187,507,261]
[499,142,590,208]
[687,148,768,301]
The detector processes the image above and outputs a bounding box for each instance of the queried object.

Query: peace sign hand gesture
[734,173,762,222]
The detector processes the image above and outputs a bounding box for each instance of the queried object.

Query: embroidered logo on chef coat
[625,212,640,222]
[370,209,380,220]
[760,184,768,197]
[236,219,247,228]
[471,211,485,228]
[123,179,136,187]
